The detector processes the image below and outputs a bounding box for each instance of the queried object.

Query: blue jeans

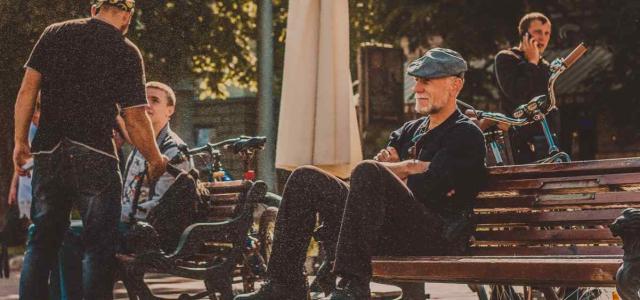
[20,140,122,300]
[52,222,131,300]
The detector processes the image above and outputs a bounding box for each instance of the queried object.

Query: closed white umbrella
[276,0,362,178]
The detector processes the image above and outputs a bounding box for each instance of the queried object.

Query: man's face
[146,87,174,129]
[413,76,457,114]
[526,20,552,54]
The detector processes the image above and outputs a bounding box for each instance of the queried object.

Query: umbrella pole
[257,0,276,191]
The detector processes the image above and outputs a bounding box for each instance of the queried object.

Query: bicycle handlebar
[180,136,267,157]
[563,43,588,69]
[475,110,530,126]
[548,43,588,111]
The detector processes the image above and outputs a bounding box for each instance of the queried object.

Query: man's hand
[522,33,540,65]
[147,155,169,182]
[374,147,400,162]
[13,143,32,177]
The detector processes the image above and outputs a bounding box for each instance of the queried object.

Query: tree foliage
[1,0,638,212]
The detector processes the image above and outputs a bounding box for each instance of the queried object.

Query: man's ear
[91,5,98,17]
[125,8,134,23]
[122,10,131,24]
[453,77,464,92]
[167,105,175,117]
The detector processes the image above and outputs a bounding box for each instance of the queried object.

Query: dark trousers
[267,160,447,284]
[20,140,122,300]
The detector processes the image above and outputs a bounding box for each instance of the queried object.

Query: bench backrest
[200,180,252,222]
[471,157,640,256]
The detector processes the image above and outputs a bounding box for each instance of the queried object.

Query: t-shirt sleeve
[114,42,148,109]
[25,25,55,74]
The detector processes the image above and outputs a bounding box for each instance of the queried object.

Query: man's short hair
[146,81,177,106]
[518,12,551,36]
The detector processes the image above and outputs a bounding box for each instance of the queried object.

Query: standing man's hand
[374,147,400,162]
[522,33,540,65]
[13,143,32,177]
[147,155,169,182]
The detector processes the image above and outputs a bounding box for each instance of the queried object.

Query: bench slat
[485,173,640,192]
[469,246,623,256]
[205,205,236,220]
[487,157,640,179]
[201,180,248,194]
[206,193,239,205]
[372,256,621,286]
[476,191,640,209]
[536,191,640,207]
[472,228,619,245]
[474,208,622,226]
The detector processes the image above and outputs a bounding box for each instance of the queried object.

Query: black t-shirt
[25,18,147,157]
[387,109,487,216]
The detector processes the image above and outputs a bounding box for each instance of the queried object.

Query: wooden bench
[119,180,269,300]
[372,157,640,297]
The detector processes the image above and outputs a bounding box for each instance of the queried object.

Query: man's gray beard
[416,105,441,115]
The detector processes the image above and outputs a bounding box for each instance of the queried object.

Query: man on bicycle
[235,48,487,300]
[494,12,560,164]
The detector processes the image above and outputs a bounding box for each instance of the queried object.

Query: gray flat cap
[407,48,468,79]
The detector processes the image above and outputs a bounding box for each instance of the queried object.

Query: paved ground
[0,266,616,299]
[0,271,482,299]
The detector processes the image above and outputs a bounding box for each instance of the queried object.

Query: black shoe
[311,228,338,296]
[234,280,310,300]
[320,278,370,300]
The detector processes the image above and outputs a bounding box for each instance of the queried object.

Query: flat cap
[407,48,468,79]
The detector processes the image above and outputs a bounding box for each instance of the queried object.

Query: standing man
[494,12,559,164]
[235,48,487,300]
[13,1,167,299]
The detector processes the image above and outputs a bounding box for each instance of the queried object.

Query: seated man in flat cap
[235,48,488,300]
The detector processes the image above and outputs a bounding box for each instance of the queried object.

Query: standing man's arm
[13,68,41,176]
[122,106,167,181]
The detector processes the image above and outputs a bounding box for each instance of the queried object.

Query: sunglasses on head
[96,0,135,12]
